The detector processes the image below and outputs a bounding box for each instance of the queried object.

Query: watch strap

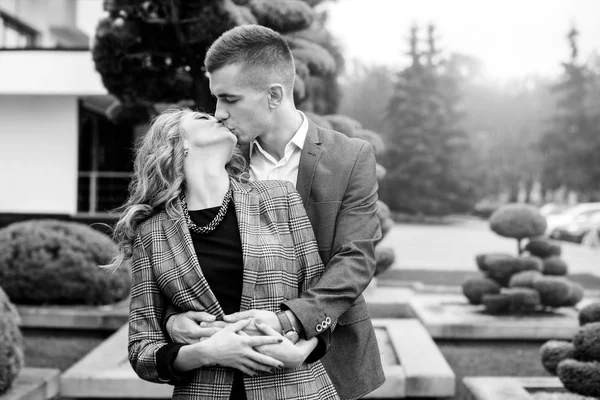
[276,311,294,335]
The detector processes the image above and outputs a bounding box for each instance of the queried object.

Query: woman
[107,108,338,400]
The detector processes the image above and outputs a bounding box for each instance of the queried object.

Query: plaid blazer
[128,179,339,400]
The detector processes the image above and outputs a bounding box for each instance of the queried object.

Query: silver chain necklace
[180,188,232,234]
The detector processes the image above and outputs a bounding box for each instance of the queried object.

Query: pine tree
[540,26,600,198]
[382,24,475,215]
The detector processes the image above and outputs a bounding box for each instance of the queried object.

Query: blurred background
[2,0,600,248]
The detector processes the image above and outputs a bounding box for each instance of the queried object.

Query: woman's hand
[175,318,284,376]
[169,311,226,344]
[249,320,318,369]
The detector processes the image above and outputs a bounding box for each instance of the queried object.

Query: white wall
[0,95,78,214]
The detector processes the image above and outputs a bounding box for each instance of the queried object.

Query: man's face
[208,64,270,144]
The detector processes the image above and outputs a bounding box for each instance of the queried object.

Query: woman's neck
[183,158,231,210]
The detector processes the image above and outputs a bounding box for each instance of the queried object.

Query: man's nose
[214,102,228,121]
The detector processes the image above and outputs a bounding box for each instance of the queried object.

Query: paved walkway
[379,218,600,276]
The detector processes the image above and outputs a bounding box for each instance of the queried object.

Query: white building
[0,0,133,225]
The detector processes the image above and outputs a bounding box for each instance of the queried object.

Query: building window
[78,101,134,215]
[0,11,37,48]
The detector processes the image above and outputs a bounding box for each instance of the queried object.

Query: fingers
[248,335,284,347]
[246,350,284,369]
[253,320,281,337]
[199,320,227,328]
[186,311,216,323]
[223,311,254,322]
[222,318,252,332]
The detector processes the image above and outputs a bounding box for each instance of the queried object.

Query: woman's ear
[267,84,284,109]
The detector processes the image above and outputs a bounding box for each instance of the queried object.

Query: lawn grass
[22,328,111,371]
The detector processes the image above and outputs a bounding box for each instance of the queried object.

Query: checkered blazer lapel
[161,208,224,317]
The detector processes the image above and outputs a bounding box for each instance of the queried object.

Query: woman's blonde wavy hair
[105,107,248,270]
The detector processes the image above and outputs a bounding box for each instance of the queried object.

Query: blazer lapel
[297,120,323,207]
[230,180,262,311]
[163,211,223,317]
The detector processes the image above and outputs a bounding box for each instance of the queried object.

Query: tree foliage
[539,26,600,198]
[92,0,342,122]
[381,24,477,215]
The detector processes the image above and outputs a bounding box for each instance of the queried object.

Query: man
[166,25,384,399]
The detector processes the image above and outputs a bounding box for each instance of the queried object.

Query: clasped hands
[170,309,313,375]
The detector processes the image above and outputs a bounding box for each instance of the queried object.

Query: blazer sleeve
[128,233,189,385]
[284,183,331,361]
[283,142,381,340]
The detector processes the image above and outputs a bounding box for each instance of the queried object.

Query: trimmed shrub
[374,246,395,276]
[376,163,387,181]
[525,238,562,258]
[572,322,600,361]
[0,220,130,305]
[540,340,575,375]
[482,254,521,286]
[563,282,584,307]
[249,0,313,34]
[0,287,24,394]
[462,277,501,305]
[322,114,361,135]
[509,270,543,288]
[557,359,600,398]
[380,217,394,237]
[503,287,541,313]
[489,203,547,239]
[376,200,391,222]
[532,276,573,308]
[481,293,511,314]
[514,255,544,274]
[543,256,569,276]
[579,302,600,326]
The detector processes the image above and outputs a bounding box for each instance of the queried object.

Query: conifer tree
[540,26,600,198]
[382,24,475,215]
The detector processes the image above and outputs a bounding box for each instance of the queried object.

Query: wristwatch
[276,311,300,344]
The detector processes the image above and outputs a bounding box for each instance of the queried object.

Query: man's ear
[267,84,284,109]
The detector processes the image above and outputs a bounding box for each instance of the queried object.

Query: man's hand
[223,310,281,335]
[169,311,225,344]
[249,320,317,369]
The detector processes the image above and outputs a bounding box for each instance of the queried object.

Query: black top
[157,201,246,399]
[188,201,244,315]
[189,201,246,399]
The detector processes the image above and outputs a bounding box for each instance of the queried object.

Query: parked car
[547,203,600,243]
[581,213,600,248]
[538,203,570,218]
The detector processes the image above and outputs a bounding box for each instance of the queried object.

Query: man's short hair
[205,25,295,92]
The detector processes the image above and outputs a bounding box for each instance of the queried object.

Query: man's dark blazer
[282,119,385,400]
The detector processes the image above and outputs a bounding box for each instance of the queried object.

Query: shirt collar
[251,110,308,157]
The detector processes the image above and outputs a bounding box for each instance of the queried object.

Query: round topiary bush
[0,287,24,394]
[478,253,521,286]
[509,270,543,288]
[481,292,511,314]
[0,220,130,305]
[563,283,584,307]
[374,245,395,276]
[572,322,600,361]
[462,277,501,305]
[543,256,569,276]
[579,302,600,326]
[540,340,575,375]
[513,255,544,275]
[557,359,600,398]
[489,203,547,240]
[532,276,573,308]
[503,287,541,313]
[525,238,562,258]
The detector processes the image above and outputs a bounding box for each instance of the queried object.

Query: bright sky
[77,0,600,81]
[323,0,600,80]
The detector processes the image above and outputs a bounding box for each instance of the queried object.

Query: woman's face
[180,112,238,157]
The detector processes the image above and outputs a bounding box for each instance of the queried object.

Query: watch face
[285,331,300,344]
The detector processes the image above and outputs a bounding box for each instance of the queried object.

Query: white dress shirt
[249,111,308,188]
